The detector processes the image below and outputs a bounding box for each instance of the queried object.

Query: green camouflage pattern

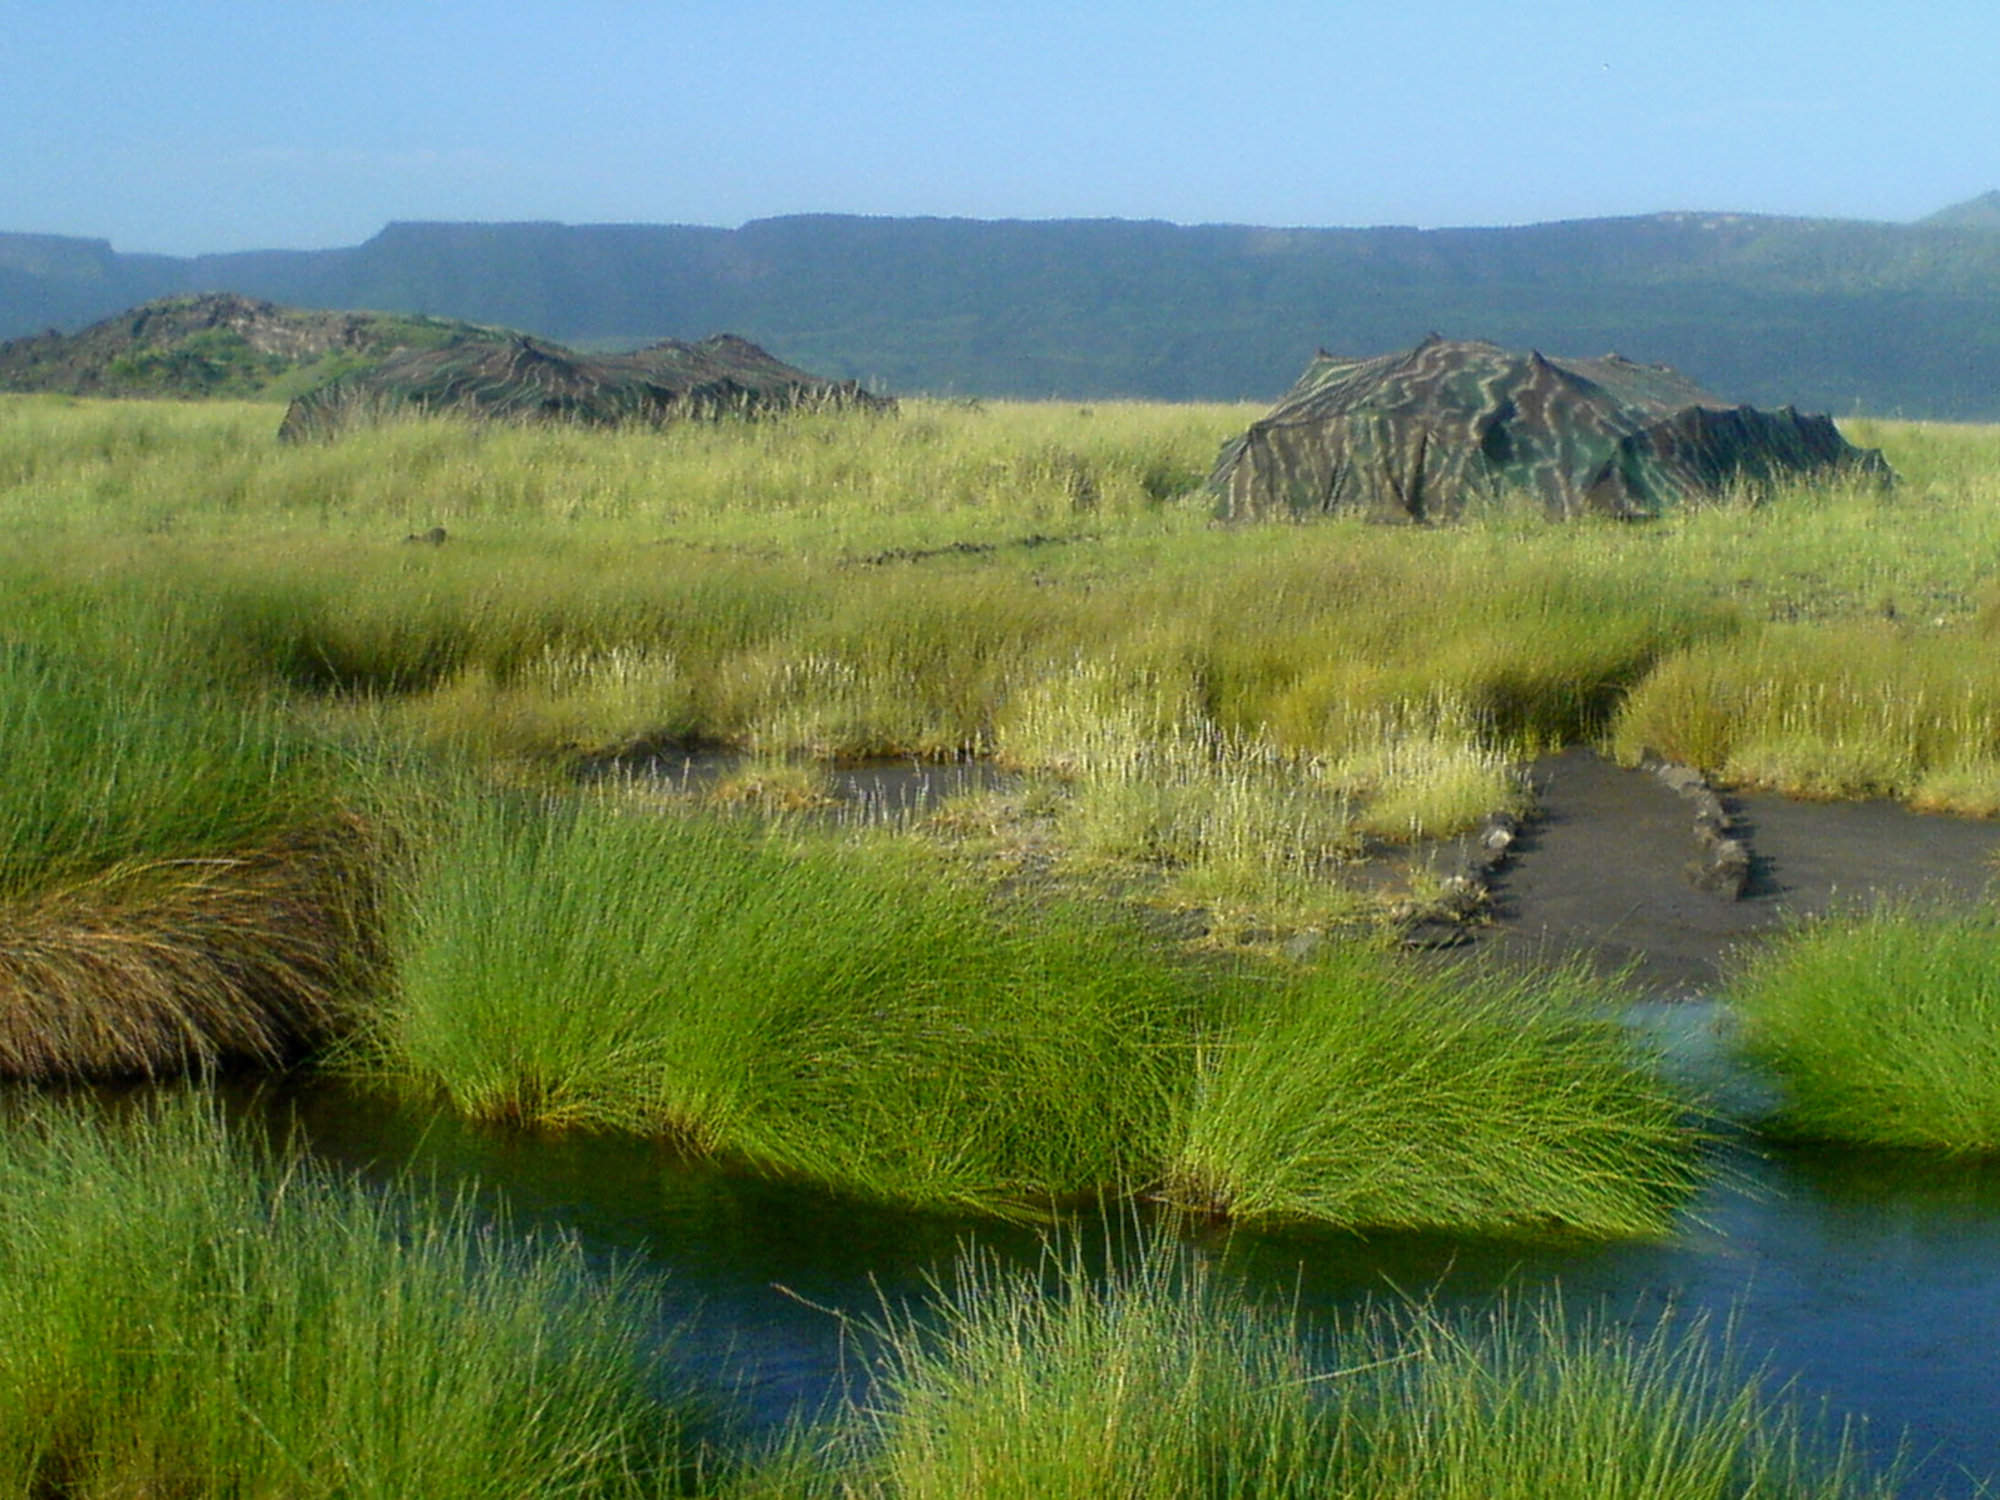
[278,331,889,441]
[1211,336,1890,522]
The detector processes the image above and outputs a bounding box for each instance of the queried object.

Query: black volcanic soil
[1471,749,2000,996]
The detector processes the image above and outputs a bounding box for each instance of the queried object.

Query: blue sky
[5,0,1995,254]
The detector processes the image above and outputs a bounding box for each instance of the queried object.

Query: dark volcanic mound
[277,330,891,441]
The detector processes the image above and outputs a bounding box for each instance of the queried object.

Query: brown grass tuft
[0,823,379,1080]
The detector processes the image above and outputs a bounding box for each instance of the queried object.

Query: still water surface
[238,1002,2000,1496]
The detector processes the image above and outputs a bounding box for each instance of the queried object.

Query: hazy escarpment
[7,198,2000,414]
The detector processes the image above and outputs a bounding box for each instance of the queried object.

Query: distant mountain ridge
[6,197,2000,416]
[1923,190,2000,230]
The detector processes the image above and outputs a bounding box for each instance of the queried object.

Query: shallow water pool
[250,1016,2000,1496]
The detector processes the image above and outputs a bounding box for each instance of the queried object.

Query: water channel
[237,997,2000,1497]
[41,744,1993,1492]
[292,746,1994,1494]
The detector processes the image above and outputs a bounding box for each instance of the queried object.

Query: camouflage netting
[278,331,890,440]
[1211,335,1891,522]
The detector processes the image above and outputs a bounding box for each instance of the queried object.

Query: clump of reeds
[796,1234,1898,1500]
[837,1238,1335,1499]
[371,790,1706,1237]
[1332,1297,1898,1500]
[0,1091,705,1497]
[365,792,1196,1217]
[0,825,375,1079]
[1163,949,1705,1238]
[0,643,381,1079]
[1731,900,2000,1152]
[991,660,1524,935]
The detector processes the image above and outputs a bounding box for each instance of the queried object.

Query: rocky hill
[0,293,508,399]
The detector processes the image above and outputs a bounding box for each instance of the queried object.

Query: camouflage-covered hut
[278,331,888,441]
[1211,335,1889,522]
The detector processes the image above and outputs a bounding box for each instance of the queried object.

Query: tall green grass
[1165,950,1704,1238]
[1731,901,2000,1152]
[368,791,1706,1235]
[1333,1297,1898,1500]
[1610,622,2000,812]
[0,643,382,1078]
[0,1098,1893,1497]
[0,1091,705,1498]
[364,792,1194,1217]
[0,641,340,899]
[0,393,1233,549]
[997,659,1524,921]
[9,396,2000,958]
[833,1239,1335,1500]
[788,1235,1898,1499]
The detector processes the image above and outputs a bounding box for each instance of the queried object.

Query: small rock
[1686,839,1751,899]
[1656,764,1705,794]
[1401,916,1474,950]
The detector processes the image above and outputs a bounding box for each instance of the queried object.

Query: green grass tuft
[844,1237,1334,1500]
[1164,950,1706,1238]
[0,1091,707,1498]
[364,792,1194,1216]
[790,1233,1899,1499]
[1731,901,2000,1152]
[1610,623,2000,812]
[1335,1296,1899,1500]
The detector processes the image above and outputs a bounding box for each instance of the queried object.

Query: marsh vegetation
[0,1094,705,1496]
[0,1096,1910,1500]
[3,393,1998,1493]
[1731,901,2000,1153]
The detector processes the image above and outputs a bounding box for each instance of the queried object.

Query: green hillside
[0,292,509,400]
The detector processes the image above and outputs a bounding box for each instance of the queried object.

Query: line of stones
[1646,759,1753,899]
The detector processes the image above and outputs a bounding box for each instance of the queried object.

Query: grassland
[4,394,1998,1122]
[2,393,1992,1494]
[7,400,1996,805]
[0,397,1993,1016]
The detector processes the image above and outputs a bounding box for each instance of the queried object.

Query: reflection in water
[233,1059,2000,1498]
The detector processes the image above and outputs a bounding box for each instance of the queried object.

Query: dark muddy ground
[624,744,2000,996]
[1468,749,2000,996]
